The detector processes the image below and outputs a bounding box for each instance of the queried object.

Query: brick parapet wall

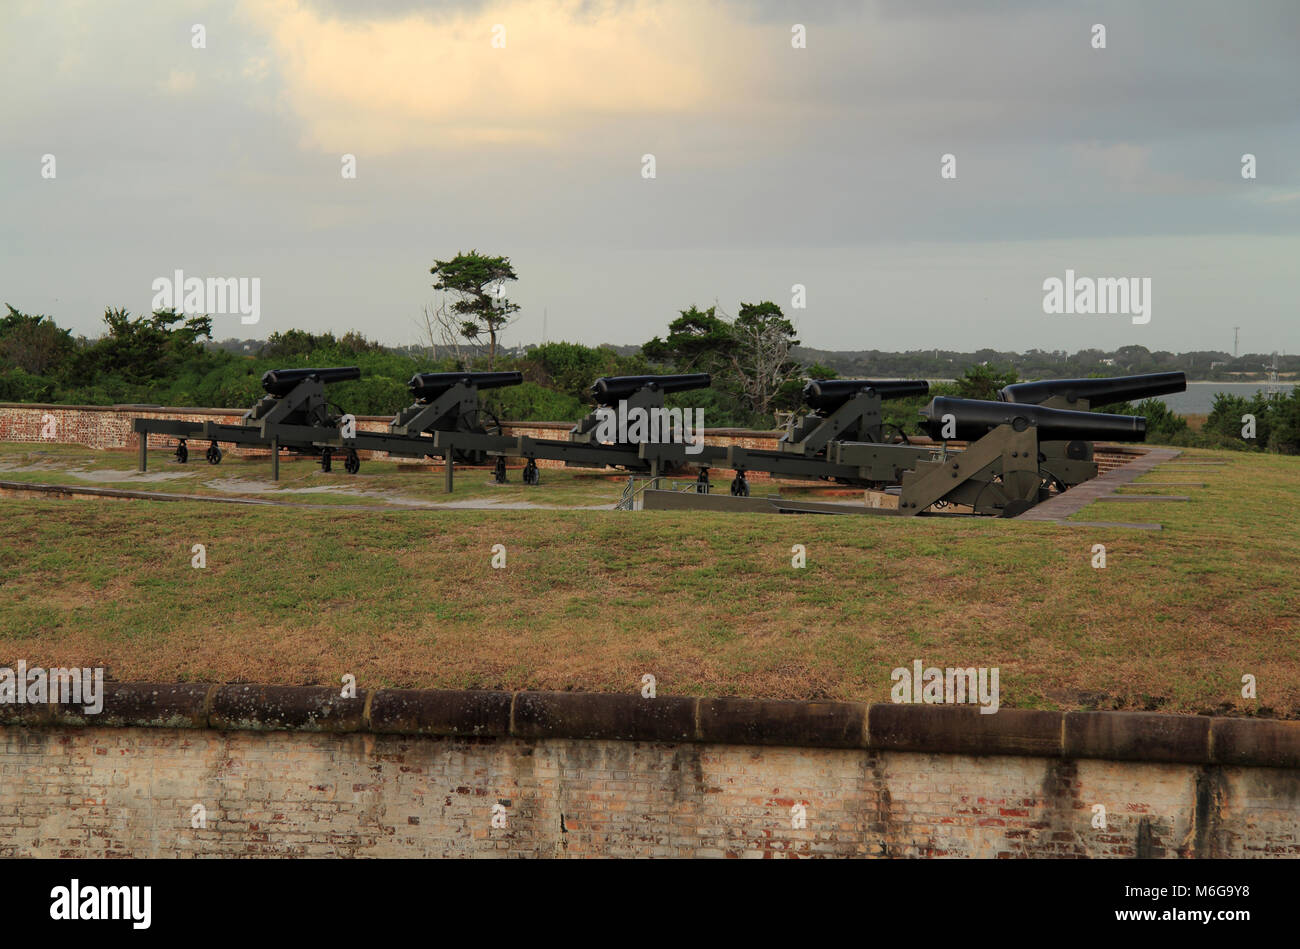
[1,686,1296,858]
[0,402,780,468]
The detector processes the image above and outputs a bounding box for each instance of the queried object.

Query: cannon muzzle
[999,371,1186,408]
[260,366,361,396]
[408,371,523,402]
[802,379,929,412]
[920,397,1147,442]
[590,373,711,406]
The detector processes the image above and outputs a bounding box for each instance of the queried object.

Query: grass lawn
[0,444,1296,715]
[0,443,624,507]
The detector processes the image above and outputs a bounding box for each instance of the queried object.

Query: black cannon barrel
[408,371,523,401]
[999,371,1186,407]
[803,378,930,412]
[920,397,1147,442]
[590,373,712,406]
[260,366,361,396]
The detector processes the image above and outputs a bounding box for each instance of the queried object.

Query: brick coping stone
[1,683,1295,769]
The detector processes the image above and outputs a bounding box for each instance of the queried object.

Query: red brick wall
[0,727,1292,858]
[0,403,779,466]
[0,402,1149,479]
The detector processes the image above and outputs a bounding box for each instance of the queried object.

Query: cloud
[235,0,743,152]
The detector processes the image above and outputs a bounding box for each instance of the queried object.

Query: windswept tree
[430,250,521,368]
[643,302,803,423]
[641,305,733,372]
[729,301,801,421]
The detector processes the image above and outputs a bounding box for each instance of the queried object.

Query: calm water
[1153,382,1294,415]
[926,379,1295,414]
[1154,379,1294,413]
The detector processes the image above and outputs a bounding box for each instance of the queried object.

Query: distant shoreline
[916,378,1294,415]
[925,377,1294,385]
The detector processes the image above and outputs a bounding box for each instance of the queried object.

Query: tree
[416,300,465,366]
[338,330,383,355]
[1267,391,1300,454]
[642,303,813,425]
[1113,345,1153,372]
[80,307,213,383]
[0,304,73,375]
[641,305,733,371]
[260,329,328,361]
[727,301,802,421]
[956,363,1018,401]
[523,341,626,403]
[1132,397,1189,439]
[1204,392,1259,446]
[430,250,521,368]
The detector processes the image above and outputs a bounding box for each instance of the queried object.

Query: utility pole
[1234,326,1240,357]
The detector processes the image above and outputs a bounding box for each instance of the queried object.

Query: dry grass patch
[0,446,1296,714]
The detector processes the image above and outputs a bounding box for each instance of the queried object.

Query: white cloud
[235,0,745,153]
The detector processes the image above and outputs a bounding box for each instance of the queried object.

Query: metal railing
[616,475,711,510]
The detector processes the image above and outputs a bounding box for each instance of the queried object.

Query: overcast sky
[2,0,1297,355]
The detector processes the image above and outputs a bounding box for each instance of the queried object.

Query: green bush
[0,367,56,402]
[485,381,585,422]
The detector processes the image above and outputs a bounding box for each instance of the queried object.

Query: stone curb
[4,683,1298,768]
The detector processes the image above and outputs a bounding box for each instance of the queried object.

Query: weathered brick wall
[0,687,1295,858]
[0,727,1294,858]
[0,403,779,467]
[0,403,390,456]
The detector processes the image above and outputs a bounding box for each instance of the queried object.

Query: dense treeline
[0,304,652,421]
[796,344,1295,382]
[2,302,1297,453]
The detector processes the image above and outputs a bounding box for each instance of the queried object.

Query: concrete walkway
[0,480,614,512]
[1015,447,1186,529]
